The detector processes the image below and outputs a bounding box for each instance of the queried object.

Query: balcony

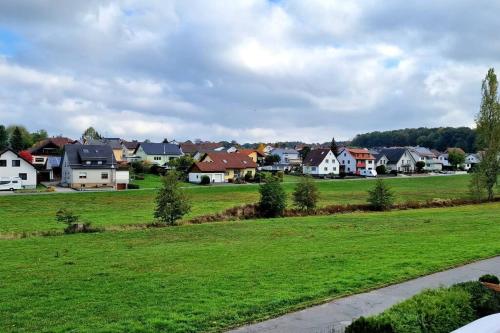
[356,161,366,168]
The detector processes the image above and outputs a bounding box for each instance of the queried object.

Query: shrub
[376,165,387,175]
[131,161,145,174]
[200,175,211,185]
[276,171,284,182]
[254,172,264,183]
[454,281,500,318]
[345,316,394,333]
[258,176,286,217]
[244,171,254,182]
[150,164,162,175]
[479,274,500,284]
[415,161,426,172]
[292,176,319,212]
[154,171,191,225]
[367,179,394,211]
[128,183,140,189]
[55,209,100,234]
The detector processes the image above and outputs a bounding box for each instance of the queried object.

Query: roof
[180,142,223,154]
[85,138,123,150]
[47,156,62,168]
[123,140,140,150]
[270,148,299,155]
[193,152,257,172]
[379,148,411,164]
[410,147,436,158]
[29,137,75,154]
[371,152,387,163]
[237,149,265,157]
[139,142,182,155]
[345,148,375,160]
[63,144,116,169]
[303,148,332,166]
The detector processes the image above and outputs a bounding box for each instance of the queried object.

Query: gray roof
[86,138,123,150]
[379,148,412,164]
[139,142,182,156]
[371,152,387,163]
[270,148,299,155]
[303,148,331,166]
[63,144,116,169]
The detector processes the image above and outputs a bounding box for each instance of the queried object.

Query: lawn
[0,175,475,235]
[1,203,499,332]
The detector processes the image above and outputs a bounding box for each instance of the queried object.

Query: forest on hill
[350,127,476,152]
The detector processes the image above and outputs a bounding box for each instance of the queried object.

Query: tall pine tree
[0,125,8,150]
[9,127,24,152]
[330,137,339,156]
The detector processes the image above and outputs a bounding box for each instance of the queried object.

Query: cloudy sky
[0,0,498,143]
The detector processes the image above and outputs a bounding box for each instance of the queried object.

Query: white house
[302,148,339,176]
[135,142,183,167]
[61,144,129,190]
[409,147,443,172]
[337,148,376,174]
[465,153,481,170]
[269,148,301,165]
[379,147,417,172]
[0,148,37,189]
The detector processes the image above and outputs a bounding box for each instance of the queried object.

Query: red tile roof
[347,148,375,160]
[191,152,257,173]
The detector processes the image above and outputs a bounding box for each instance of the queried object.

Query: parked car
[360,169,377,177]
[0,177,23,191]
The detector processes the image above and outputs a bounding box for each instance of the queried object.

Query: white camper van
[0,177,23,191]
[360,169,377,177]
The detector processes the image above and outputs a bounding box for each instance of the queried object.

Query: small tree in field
[154,171,191,225]
[368,179,394,211]
[293,176,319,212]
[258,176,286,217]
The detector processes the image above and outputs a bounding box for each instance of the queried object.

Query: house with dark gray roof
[302,148,339,176]
[135,142,183,168]
[379,147,417,173]
[61,144,129,190]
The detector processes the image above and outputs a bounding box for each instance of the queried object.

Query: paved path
[229,256,500,333]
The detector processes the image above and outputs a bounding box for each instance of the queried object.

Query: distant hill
[351,127,477,153]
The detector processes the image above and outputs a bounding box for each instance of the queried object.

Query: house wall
[189,172,225,183]
[376,156,388,167]
[136,146,180,166]
[387,150,416,172]
[338,149,357,173]
[0,150,37,188]
[68,169,115,189]
[112,149,123,162]
[303,151,340,176]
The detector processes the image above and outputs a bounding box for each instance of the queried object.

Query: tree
[81,127,101,142]
[258,176,286,217]
[415,161,426,172]
[376,165,386,175]
[154,171,191,225]
[31,129,48,143]
[162,138,169,143]
[368,179,394,211]
[293,176,319,211]
[447,150,465,170]
[469,169,486,203]
[299,146,311,160]
[475,68,500,201]
[9,127,24,152]
[0,125,8,150]
[168,155,194,179]
[330,137,339,156]
[264,154,280,166]
[7,125,32,149]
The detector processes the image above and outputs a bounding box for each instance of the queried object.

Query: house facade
[0,149,37,189]
[136,142,183,167]
[270,148,301,165]
[409,147,443,171]
[337,148,376,174]
[61,144,129,190]
[302,148,340,176]
[29,137,74,181]
[189,152,257,183]
[380,148,417,172]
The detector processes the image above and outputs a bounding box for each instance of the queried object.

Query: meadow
[1,203,499,333]
[0,175,473,235]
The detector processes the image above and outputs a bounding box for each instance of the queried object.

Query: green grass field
[0,175,474,235]
[1,203,499,333]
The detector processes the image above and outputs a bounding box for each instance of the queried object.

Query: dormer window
[98,161,103,165]
[83,149,89,153]
[86,161,91,165]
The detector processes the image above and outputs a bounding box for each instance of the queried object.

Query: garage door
[213,174,223,183]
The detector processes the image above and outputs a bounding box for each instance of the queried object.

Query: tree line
[351,127,477,152]
[0,124,49,152]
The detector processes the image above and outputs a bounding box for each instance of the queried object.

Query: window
[97,161,103,165]
[154,156,161,161]
[333,167,337,171]
[101,173,109,180]
[311,166,317,171]
[35,157,44,163]
[12,160,21,167]
[18,173,27,180]
[324,167,328,171]
[79,172,87,179]
[86,161,91,165]
[347,160,350,164]
[0,160,6,167]
[325,159,329,163]
[368,160,373,164]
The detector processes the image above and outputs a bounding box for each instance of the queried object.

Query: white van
[0,177,23,191]
[360,169,377,177]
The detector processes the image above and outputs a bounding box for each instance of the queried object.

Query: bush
[415,161,426,172]
[150,164,162,175]
[347,281,500,333]
[200,175,211,185]
[376,165,387,175]
[131,161,145,174]
[254,172,264,183]
[128,183,140,189]
[55,209,100,234]
[276,171,284,182]
[479,274,500,284]
[368,179,394,211]
[244,171,254,182]
[292,176,319,212]
[258,176,286,217]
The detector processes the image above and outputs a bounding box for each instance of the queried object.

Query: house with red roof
[337,147,376,175]
[29,137,76,181]
[188,152,257,183]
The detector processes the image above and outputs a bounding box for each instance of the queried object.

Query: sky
[0,0,498,143]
